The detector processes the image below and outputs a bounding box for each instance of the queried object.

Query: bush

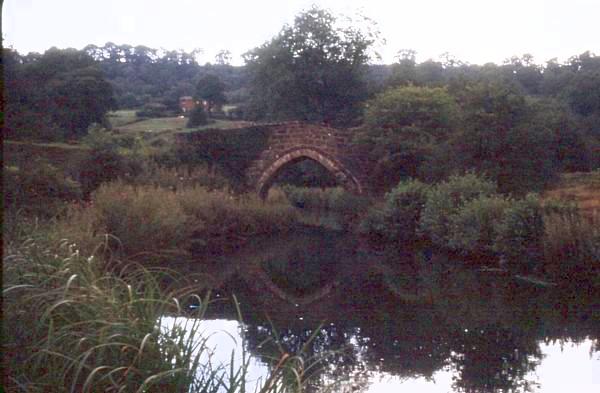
[360,179,430,245]
[3,161,82,216]
[79,130,145,194]
[447,195,512,258]
[493,194,545,272]
[186,106,208,128]
[419,173,497,247]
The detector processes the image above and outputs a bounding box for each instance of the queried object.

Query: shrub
[493,194,545,272]
[360,179,430,245]
[3,161,82,216]
[419,173,497,247]
[78,130,146,194]
[447,195,512,258]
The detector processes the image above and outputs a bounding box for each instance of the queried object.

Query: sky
[3,0,599,66]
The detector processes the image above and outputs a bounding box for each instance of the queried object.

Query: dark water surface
[168,228,600,392]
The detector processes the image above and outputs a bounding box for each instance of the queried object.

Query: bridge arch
[256,147,363,199]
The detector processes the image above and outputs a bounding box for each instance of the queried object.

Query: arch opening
[256,148,362,199]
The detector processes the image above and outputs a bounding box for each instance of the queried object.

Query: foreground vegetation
[3,234,328,392]
[4,137,599,391]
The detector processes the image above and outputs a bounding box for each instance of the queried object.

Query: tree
[195,74,226,116]
[448,80,557,194]
[186,106,208,128]
[358,85,459,191]
[243,6,379,126]
[45,66,115,138]
[214,50,232,65]
[4,48,115,140]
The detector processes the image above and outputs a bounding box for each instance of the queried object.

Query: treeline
[3,7,599,195]
[3,44,247,140]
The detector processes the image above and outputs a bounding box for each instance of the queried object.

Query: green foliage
[130,164,231,191]
[447,195,513,258]
[50,181,299,259]
[543,211,600,283]
[493,194,545,270]
[92,182,191,257]
[358,85,458,192]
[244,6,379,125]
[448,80,558,194]
[174,187,300,255]
[177,126,271,190]
[79,131,145,195]
[186,106,209,128]
[419,173,497,247]
[3,236,318,392]
[359,179,430,245]
[3,161,82,217]
[195,74,227,115]
[364,85,458,141]
[4,48,115,140]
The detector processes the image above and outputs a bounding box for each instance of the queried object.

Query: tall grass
[2,236,325,392]
[543,211,600,283]
[35,181,301,261]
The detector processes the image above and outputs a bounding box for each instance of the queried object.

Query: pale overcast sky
[3,0,599,65]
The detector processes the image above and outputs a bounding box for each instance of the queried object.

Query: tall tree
[243,6,379,126]
[358,85,459,191]
[4,48,115,140]
[195,74,226,116]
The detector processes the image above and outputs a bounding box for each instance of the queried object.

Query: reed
[542,210,600,283]
[2,236,323,392]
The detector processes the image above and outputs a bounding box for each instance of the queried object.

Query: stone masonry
[245,122,370,198]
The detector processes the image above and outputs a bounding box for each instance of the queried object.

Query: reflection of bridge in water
[175,231,600,393]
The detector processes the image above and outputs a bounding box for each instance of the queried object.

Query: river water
[166,227,600,392]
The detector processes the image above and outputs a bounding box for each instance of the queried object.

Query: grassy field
[107,109,140,127]
[543,170,600,216]
[115,116,253,134]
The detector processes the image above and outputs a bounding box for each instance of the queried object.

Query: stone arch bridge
[245,122,370,198]
[178,121,371,198]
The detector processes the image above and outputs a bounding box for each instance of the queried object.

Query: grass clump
[542,211,600,283]
[2,238,208,392]
[45,181,300,261]
[92,182,191,257]
[3,236,324,392]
